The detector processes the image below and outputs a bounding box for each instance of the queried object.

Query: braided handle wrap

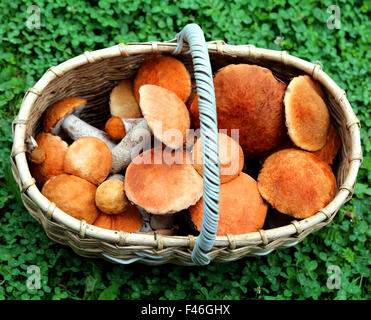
[173,24,220,265]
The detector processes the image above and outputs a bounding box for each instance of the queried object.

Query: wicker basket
[11,24,362,266]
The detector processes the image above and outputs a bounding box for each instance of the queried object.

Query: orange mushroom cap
[94,204,143,233]
[29,132,68,188]
[43,97,87,133]
[284,75,330,151]
[257,148,337,219]
[190,173,268,236]
[313,124,341,165]
[41,174,100,224]
[189,64,287,158]
[63,136,112,185]
[104,116,126,141]
[134,55,191,103]
[192,132,244,184]
[95,179,129,215]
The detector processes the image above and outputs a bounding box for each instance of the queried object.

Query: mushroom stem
[150,214,175,230]
[62,114,117,150]
[136,206,152,232]
[110,119,152,173]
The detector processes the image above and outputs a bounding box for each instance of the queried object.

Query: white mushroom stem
[61,114,117,150]
[110,119,152,173]
[136,206,152,233]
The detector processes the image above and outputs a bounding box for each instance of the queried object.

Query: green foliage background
[0,0,370,300]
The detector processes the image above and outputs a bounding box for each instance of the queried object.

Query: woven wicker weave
[11,29,362,265]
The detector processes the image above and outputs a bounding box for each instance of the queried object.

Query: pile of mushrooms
[28,55,340,239]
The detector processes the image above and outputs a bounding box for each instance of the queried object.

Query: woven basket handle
[173,24,220,265]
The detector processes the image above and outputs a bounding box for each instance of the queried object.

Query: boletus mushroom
[29,132,68,188]
[41,174,99,224]
[133,55,191,103]
[189,173,268,236]
[284,75,330,151]
[124,148,203,231]
[189,64,287,159]
[257,148,337,219]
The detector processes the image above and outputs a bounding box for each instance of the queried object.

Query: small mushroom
[124,148,203,230]
[29,132,68,188]
[41,174,100,224]
[133,55,191,103]
[284,75,330,151]
[257,148,337,219]
[104,116,144,141]
[43,97,116,150]
[63,136,112,185]
[192,132,244,184]
[189,173,268,236]
[109,78,142,118]
[95,174,129,215]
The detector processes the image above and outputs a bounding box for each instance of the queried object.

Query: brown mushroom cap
[41,174,99,224]
[192,132,244,184]
[257,148,336,219]
[104,116,126,141]
[43,97,87,133]
[139,84,190,149]
[95,179,129,215]
[284,75,330,151]
[29,132,68,188]
[313,124,341,165]
[63,136,112,185]
[189,173,268,236]
[109,78,142,118]
[125,148,203,215]
[134,55,191,103]
[189,64,287,158]
[93,204,143,232]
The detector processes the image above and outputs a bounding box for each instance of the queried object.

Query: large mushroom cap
[189,64,287,158]
[94,204,142,233]
[134,55,191,103]
[284,75,330,151]
[192,132,244,184]
[110,78,142,118]
[125,148,203,215]
[313,124,341,165]
[43,97,87,133]
[95,179,129,215]
[257,148,336,219]
[29,132,68,188]
[139,84,190,149]
[41,174,99,224]
[189,173,268,236]
[63,136,112,185]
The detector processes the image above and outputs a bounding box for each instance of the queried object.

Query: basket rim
[11,39,363,252]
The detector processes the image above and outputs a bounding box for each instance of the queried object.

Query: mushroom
[110,84,191,173]
[133,55,191,103]
[110,78,142,118]
[29,132,68,188]
[41,174,100,224]
[284,75,330,151]
[192,132,244,184]
[63,136,112,185]
[189,64,287,158]
[104,116,144,141]
[93,204,143,233]
[95,174,129,215]
[189,173,268,236]
[43,96,117,150]
[124,148,203,231]
[313,124,341,165]
[257,148,337,219]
